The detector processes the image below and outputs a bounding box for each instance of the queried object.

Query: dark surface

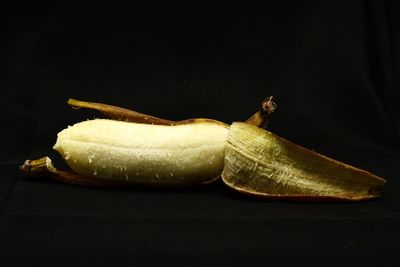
[1,2,400,266]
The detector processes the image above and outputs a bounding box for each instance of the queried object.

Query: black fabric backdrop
[1,2,400,266]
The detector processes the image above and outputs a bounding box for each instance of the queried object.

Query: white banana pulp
[53,119,229,185]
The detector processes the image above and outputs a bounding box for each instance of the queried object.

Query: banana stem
[245,96,277,129]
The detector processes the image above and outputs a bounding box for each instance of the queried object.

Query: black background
[1,1,400,266]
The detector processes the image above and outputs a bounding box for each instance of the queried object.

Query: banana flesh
[53,119,229,185]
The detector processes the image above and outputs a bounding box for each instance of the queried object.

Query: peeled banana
[53,119,229,185]
[20,98,386,201]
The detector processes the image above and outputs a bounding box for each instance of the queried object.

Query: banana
[20,98,386,201]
